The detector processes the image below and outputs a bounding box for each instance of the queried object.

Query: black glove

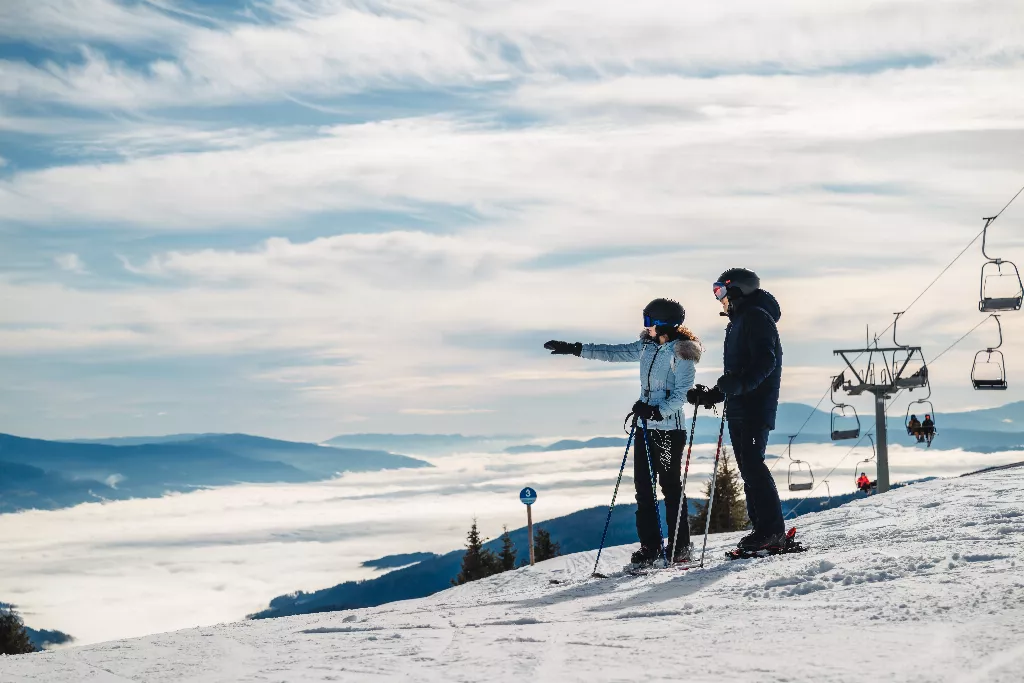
[716,374,741,396]
[687,384,725,409]
[631,400,663,422]
[544,340,582,356]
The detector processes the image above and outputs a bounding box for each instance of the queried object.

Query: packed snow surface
[4,468,1024,682]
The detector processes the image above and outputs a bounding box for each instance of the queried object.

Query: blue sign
[519,487,537,505]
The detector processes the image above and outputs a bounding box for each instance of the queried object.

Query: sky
[2,0,1024,441]
[4,440,1019,644]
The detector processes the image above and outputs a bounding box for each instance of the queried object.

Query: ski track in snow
[4,470,1024,682]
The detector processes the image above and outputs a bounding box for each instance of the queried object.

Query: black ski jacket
[719,289,783,430]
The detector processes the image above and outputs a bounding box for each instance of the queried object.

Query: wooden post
[527,504,535,566]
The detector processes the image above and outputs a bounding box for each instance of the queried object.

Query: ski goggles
[713,281,730,301]
[643,313,675,327]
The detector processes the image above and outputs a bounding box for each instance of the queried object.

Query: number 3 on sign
[519,487,537,505]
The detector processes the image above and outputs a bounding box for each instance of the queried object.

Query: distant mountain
[502,401,1024,453]
[0,433,429,514]
[25,626,74,651]
[325,433,525,455]
[65,434,223,446]
[0,602,73,652]
[361,552,439,569]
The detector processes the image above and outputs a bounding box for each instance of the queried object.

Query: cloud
[54,253,86,274]
[400,408,495,415]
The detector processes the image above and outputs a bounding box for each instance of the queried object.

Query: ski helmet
[716,268,760,299]
[642,298,685,327]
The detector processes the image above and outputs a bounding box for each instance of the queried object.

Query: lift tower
[833,315,929,493]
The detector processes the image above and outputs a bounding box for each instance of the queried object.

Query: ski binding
[726,527,808,561]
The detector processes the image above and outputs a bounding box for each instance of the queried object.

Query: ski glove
[716,374,742,396]
[631,400,663,422]
[544,340,582,356]
[687,384,725,408]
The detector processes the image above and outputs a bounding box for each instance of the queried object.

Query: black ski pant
[728,420,785,536]
[634,427,688,554]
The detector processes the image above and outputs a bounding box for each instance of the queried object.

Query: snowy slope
[4,469,1024,682]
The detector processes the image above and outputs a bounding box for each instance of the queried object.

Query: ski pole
[592,417,637,577]
[639,419,668,565]
[669,407,700,564]
[699,404,728,568]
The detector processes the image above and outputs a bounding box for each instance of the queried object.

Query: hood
[674,339,702,362]
[733,289,782,322]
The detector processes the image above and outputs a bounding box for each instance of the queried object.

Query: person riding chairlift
[907,414,924,443]
[922,414,935,448]
[856,472,875,494]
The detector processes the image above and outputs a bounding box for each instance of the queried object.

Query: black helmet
[717,268,760,298]
[643,298,685,327]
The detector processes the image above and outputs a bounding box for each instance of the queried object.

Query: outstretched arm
[580,339,645,363]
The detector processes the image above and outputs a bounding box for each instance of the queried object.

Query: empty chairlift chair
[784,435,814,492]
[830,374,861,441]
[972,314,1009,390]
[831,404,861,441]
[979,217,1024,312]
[972,351,1008,390]
[788,459,814,492]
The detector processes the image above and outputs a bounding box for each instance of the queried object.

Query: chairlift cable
[930,317,991,365]
[876,182,1024,338]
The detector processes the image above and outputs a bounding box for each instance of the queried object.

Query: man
[857,472,873,493]
[922,414,935,447]
[688,268,786,552]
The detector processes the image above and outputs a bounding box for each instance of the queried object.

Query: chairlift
[904,379,937,444]
[888,313,929,390]
[785,435,815,492]
[979,216,1024,313]
[819,480,832,507]
[830,374,861,441]
[972,314,1009,390]
[854,435,877,495]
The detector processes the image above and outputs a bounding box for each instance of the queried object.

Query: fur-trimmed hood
[674,339,702,362]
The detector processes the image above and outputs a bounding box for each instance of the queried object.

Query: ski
[725,528,808,561]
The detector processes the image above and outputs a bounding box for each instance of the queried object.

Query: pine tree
[689,447,750,535]
[533,527,561,562]
[0,607,36,655]
[498,526,517,571]
[452,518,500,585]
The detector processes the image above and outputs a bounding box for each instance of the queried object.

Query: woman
[544,298,701,568]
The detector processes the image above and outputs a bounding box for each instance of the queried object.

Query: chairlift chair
[820,480,832,507]
[972,314,1009,390]
[830,374,861,441]
[979,217,1024,312]
[784,435,815,492]
[972,351,1008,390]
[788,460,814,492]
[854,435,876,495]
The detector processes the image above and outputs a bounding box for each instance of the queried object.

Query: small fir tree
[452,518,500,585]
[689,447,750,535]
[0,607,36,655]
[498,526,517,571]
[533,527,561,562]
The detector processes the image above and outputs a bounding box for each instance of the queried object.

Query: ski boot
[670,542,695,565]
[625,545,666,573]
[727,528,807,560]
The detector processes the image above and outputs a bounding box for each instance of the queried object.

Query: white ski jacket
[580,336,701,431]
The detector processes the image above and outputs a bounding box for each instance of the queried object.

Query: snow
[4,468,1024,682]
